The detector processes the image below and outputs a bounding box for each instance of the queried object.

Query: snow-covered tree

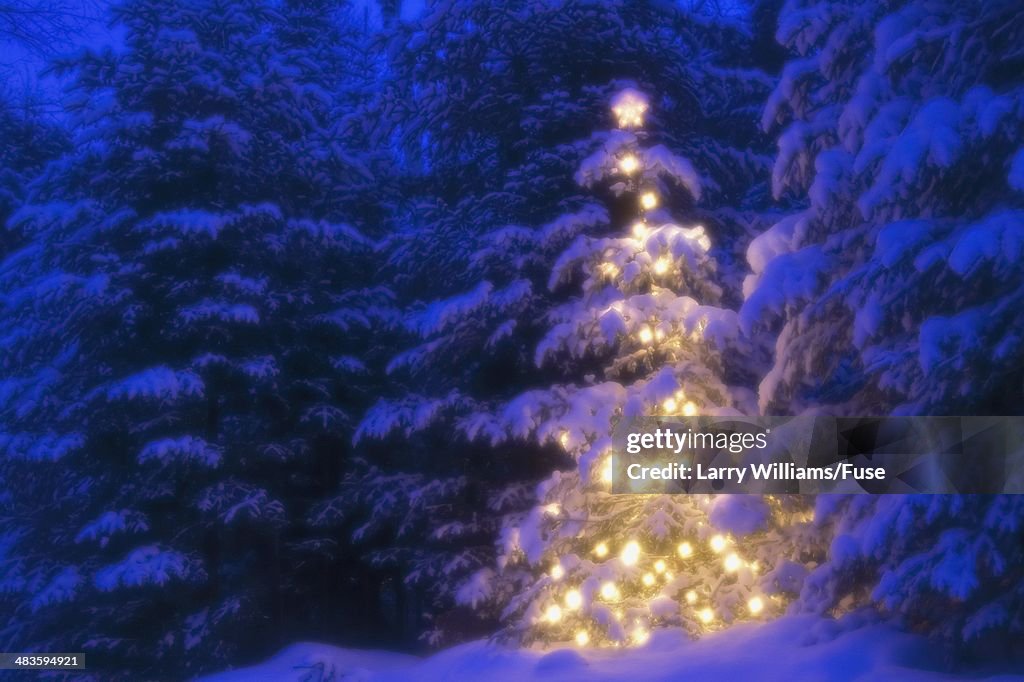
[748,0,1024,415]
[463,89,819,647]
[344,0,789,645]
[747,0,1024,653]
[0,0,387,676]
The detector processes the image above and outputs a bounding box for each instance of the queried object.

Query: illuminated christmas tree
[464,89,821,647]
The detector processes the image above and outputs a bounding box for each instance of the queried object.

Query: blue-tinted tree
[747,0,1024,653]
[0,0,387,676]
[336,0,794,645]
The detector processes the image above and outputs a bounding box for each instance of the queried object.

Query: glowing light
[709,535,727,553]
[654,327,665,341]
[642,572,655,587]
[677,542,693,559]
[682,401,698,416]
[543,503,561,516]
[618,154,640,175]
[611,90,648,129]
[724,553,742,573]
[565,589,583,610]
[631,627,650,645]
[559,431,570,448]
[551,563,565,580]
[653,257,670,275]
[621,540,641,566]
[663,571,673,581]
[638,326,654,345]
[601,458,613,484]
[653,559,667,574]
[748,596,765,615]
[631,221,648,239]
[640,192,658,210]
[575,630,590,646]
[662,397,677,414]
[594,542,609,558]
[698,607,715,624]
[600,581,620,601]
[599,262,619,278]
[544,604,563,624]
[685,590,697,604]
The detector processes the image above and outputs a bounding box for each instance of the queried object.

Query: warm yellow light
[565,589,583,610]
[748,596,765,615]
[631,627,650,645]
[685,590,697,604]
[543,503,560,516]
[631,221,648,239]
[621,540,641,566]
[575,630,590,646]
[710,535,727,553]
[654,327,665,341]
[642,572,655,587]
[661,397,677,414]
[724,553,742,573]
[612,93,647,129]
[594,542,609,558]
[653,559,667,574]
[698,607,715,624]
[663,570,673,581]
[599,262,619,278]
[653,257,670,275]
[640,192,658,210]
[600,581,620,601]
[618,154,640,175]
[638,326,654,345]
[545,604,562,624]
[677,542,693,559]
[551,563,565,580]
[682,401,698,416]
[559,431,570,448]
[601,458,613,484]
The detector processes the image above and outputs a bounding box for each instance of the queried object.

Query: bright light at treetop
[611,89,648,128]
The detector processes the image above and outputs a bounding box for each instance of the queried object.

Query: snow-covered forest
[1,0,1023,679]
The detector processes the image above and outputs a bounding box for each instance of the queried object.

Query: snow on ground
[200,614,1024,682]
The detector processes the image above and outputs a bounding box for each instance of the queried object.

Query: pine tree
[0,0,386,676]
[746,0,1024,653]
[342,0,787,645]
[464,89,819,647]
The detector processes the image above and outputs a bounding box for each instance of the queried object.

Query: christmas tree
[465,89,820,647]
[346,0,780,645]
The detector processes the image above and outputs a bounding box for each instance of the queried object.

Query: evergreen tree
[342,0,806,645]
[469,89,819,647]
[747,0,1024,653]
[0,0,385,676]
